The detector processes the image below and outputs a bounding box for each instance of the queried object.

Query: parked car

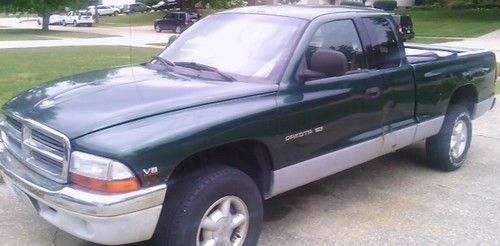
[393,14,415,41]
[154,11,199,33]
[87,5,120,16]
[0,5,496,246]
[123,3,152,14]
[37,14,63,25]
[152,0,179,11]
[61,10,94,27]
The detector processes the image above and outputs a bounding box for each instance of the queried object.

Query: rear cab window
[362,17,402,69]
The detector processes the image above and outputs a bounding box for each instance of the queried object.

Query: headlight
[70,151,140,193]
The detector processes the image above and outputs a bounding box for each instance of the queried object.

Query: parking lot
[0,105,498,245]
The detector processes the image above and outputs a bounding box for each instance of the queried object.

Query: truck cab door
[360,17,417,152]
[273,19,384,171]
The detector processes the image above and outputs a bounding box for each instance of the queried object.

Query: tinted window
[306,20,366,73]
[362,17,401,69]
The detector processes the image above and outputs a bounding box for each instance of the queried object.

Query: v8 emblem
[143,166,159,176]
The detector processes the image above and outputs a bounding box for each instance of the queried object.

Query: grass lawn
[397,9,500,37]
[0,46,161,107]
[0,29,117,41]
[408,37,463,44]
[98,12,166,26]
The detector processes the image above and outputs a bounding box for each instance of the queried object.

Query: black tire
[154,24,162,33]
[62,20,66,26]
[73,21,78,27]
[174,25,182,34]
[426,104,472,171]
[155,165,263,246]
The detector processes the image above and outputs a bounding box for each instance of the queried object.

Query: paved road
[0,102,498,245]
[0,18,173,49]
[439,30,500,62]
[1,18,499,63]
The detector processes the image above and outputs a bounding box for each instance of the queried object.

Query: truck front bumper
[0,148,166,245]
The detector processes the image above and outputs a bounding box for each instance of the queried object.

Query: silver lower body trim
[269,116,445,197]
[472,96,496,119]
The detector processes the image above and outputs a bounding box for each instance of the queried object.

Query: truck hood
[3,65,278,139]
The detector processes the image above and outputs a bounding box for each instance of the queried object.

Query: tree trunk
[42,14,50,31]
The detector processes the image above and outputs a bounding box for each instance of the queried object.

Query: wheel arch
[447,84,478,116]
[167,139,274,198]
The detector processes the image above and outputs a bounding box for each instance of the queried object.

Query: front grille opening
[6,117,22,132]
[3,115,70,183]
[31,129,65,155]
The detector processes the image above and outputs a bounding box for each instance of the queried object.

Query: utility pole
[93,0,99,24]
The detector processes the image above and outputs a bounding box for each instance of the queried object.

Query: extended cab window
[362,17,401,69]
[306,20,366,73]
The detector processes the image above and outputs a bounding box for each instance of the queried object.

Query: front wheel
[174,25,182,34]
[154,24,162,32]
[155,166,263,246]
[426,104,472,171]
[62,20,66,26]
[73,21,78,27]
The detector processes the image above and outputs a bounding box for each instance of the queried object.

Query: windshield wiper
[174,62,235,82]
[152,56,175,69]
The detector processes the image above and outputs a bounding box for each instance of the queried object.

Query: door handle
[365,87,381,98]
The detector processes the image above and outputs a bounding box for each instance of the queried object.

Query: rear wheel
[73,20,78,27]
[154,165,263,246]
[62,20,66,26]
[426,104,472,171]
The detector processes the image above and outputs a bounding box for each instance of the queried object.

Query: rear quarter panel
[411,51,496,121]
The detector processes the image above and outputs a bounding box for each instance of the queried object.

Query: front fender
[72,93,279,187]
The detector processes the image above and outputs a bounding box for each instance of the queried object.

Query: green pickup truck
[0,5,496,246]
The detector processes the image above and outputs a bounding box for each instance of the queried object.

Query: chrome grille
[0,114,70,183]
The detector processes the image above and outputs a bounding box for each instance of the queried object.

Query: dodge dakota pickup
[0,5,496,246]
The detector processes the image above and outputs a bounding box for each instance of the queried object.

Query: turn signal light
[71,173,140,193]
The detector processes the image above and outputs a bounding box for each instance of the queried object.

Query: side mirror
[310,49,348,78]
[167,35,178,46]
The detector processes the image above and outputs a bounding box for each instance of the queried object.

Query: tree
[0,0,88,30]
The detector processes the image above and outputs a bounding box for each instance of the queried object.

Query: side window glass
[362,17,401,69]
[305,20,366,75]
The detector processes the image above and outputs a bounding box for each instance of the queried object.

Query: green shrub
[340,1,365,6]
[143,0,158,6]
[449,1,472,8]
[373,0,397,10]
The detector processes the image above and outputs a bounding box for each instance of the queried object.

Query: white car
[37,15,63,25]
[61,11,94,27]
[88,5,120,16]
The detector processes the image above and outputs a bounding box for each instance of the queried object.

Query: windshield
[159,14,306,83]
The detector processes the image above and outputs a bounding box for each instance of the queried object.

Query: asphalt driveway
[0,105,499,245]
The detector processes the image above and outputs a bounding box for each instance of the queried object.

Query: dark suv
[154,11,199,33]
[123,3,151,14]
[393,14,415,41]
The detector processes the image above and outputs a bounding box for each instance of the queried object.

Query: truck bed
[405,44,487,64]
[405,44,497,122]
